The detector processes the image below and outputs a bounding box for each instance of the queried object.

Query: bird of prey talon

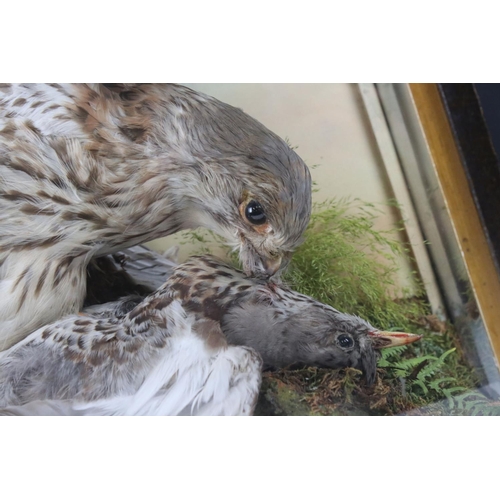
[0,255,421,416]
[0,83,312,349]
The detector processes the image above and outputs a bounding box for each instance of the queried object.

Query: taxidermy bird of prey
[0,255,421,416]
[0,83,312,349]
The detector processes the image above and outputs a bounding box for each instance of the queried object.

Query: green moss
[282,199,427,331]
[254,377,316,416]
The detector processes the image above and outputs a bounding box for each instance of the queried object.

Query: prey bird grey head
[158,256,422,385]
[0,84,311,348]
[0,255,421,416]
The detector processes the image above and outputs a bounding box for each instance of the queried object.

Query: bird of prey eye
[0,255,421,416]
[0,83,312,349]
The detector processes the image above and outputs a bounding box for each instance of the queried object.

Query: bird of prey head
[111,84,312,277]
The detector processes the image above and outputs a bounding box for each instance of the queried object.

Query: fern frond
[413,380,429,395]
[416,349,457,382]
[391,355,436,373]
[428,377,456,392]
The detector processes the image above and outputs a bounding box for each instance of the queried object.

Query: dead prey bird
[0,83,311,349]
[0,256,421,416]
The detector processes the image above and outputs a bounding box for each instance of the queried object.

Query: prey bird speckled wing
[0,256,421,416]
[0,84,312,349]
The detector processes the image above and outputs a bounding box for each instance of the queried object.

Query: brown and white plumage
[0,255,421,416]
[0,84,311,349]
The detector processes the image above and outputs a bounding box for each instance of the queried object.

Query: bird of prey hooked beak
[0,84,312,349]
[0,255,421,416]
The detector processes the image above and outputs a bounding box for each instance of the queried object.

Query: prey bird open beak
[368,331,423,349]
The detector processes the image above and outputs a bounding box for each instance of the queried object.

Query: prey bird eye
[245,200,267,225]
[337,334,354,349]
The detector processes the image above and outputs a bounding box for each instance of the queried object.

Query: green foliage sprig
[283,199,428,331]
